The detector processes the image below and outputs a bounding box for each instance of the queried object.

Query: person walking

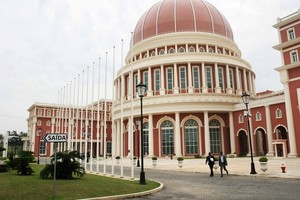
[219,151,228,177]
[205,152,215,177]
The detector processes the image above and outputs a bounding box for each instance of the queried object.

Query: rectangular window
[40,141,46,155]
[229,68,234,89]
[205,67,212,88]
[218,67,224,88]
[179,67,186,89]
[288,28,295,40]
[143,71,148,89]
[193,66,200,88]
[167,68,173,90]
[291,50,298,63]
[47,110,51,116]
[154,69,160,91]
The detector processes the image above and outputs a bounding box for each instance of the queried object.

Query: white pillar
[214,63,221,93]
[175,112,182,156]
[265,105,274,156]
[174,63,179,94]
[283,81,298,157]
[188,62,193,93]
[201,63,208,93]
[204,111,210,155]
[148,114,154,157]
[229,112,236,154]
[147,66,153,96]
[160,64,165,95]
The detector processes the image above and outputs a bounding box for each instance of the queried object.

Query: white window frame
[229,68,235,89]
[256,112,262,121]
[167,67,173,90]
[238,114,244,123]
[143,71,148,90]
[193,65,200,88]
[218,67,224,89]
[178,47,185,53]
[275,108,282,119]
[205,66,213,89]
[154,69,160,92]
[199,47,205,52]
[287,28,295,40]
[179,66,187,89]
[290,50,298,63]
[168,48,175,54]
[159,49,165,55]
[189,46,195,52]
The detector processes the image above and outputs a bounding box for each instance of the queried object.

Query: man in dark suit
[219,151,228,177]
[205,152,215,177]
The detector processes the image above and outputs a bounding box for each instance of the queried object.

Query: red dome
[133,0,233,45]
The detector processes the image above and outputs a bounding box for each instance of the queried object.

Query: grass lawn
[0,164,160,200]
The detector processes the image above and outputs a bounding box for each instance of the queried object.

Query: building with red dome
[24,1,300,162]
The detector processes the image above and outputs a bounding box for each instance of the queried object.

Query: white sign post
[42,133,67,199]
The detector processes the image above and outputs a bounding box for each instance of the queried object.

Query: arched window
[178,47,185,53]
[161,121,174,155]
[209,119,221,154]
[150,51,155,57]
[208,47,214,53]
[256,112,262,121]
[37,120,42,126]
[184,119,199,155]
[217,49,222,54]
[238,114,244,123]
[168,48,175,54]
[143,122,149,156]
[159,49,165,55]
[199,47,205,52]
[275,108,282,119]
[46,120,51,126]
[188,46,195,52]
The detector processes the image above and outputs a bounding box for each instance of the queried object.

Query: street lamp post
[241,91,257,174]
[136,120,140,167]
[37,128,42,164]
[136,82,147,185]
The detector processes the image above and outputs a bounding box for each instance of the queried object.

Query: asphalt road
[87,163,300,200]
[122,167,300,200]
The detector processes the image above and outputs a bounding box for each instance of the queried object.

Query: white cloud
[0,0,297,134]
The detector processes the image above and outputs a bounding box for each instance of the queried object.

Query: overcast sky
[0,0,297,135]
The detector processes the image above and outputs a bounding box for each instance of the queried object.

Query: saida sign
[42,133,67,142]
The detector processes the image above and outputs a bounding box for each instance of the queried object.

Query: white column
[229,112,236,154]
[148,114,154,157]
[147,66,153,96]
[160,64,165,95]
[226,64,232,94]
[214,63,221,93]
[243,69,248,92]
[252,74,256,94]
[265,105,274,156]
[201,63,208,93]
[204,111,210,155]
[127,117,132,157]
[174,63,179,94]
[175,112,182,156]
[248,72,253,94]
[116,119,120,156]
[235,66,242,95]
[188,62,193,93]
[283,81,298,157]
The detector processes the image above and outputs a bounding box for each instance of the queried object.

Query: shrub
[0,164,8,173]
[40,150,85,179]
[259,156,268,162]
[177,157,184,161]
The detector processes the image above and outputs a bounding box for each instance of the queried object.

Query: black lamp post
[136,82,147,185]
[136,120,140,167]
[37,128,42,164]
[241,91,257,174]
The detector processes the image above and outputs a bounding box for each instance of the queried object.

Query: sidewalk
[116,156,300,179]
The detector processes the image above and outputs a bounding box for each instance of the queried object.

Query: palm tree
[40,150,85,179]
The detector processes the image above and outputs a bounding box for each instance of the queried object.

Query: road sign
[42,133,67,142]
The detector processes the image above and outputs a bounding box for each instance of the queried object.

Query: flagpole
[96,58,101,173]
[103,52,108,175]
[68,81,72,151]
[80,70,84,161]
[90,62,95,171]
[111,46,116,176]
[120,39,124,178]
[76,74,80,151]
[85,66,89,171]
[130,32,134,180]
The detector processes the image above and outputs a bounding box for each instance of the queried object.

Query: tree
[40,150,85,179]
[15,151,35,175]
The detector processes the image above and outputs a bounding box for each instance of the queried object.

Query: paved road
[129,168,300,200]
[89,164,300,200]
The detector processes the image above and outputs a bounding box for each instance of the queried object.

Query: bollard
[281,162,286,173]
